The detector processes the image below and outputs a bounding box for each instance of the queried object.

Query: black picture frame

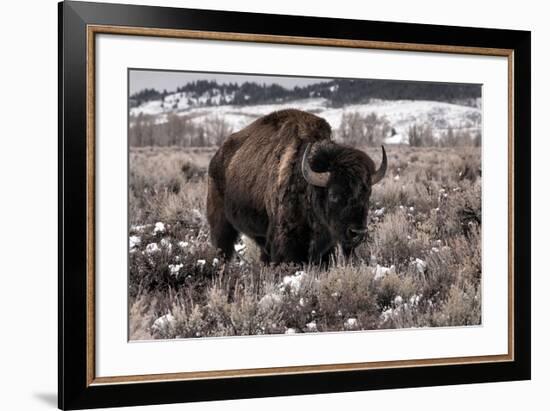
[58,1,531,409]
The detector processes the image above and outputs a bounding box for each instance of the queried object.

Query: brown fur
[207,109,383,264]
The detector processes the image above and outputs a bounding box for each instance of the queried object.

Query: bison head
[302,142,387,252]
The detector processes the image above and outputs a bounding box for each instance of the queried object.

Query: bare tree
[408,123,435,147]
[338,112,390,146]
[205,115,233,146]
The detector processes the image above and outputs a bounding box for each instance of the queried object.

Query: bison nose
[347,226,368,241]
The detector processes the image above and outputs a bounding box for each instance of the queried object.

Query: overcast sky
[129,70,331,95]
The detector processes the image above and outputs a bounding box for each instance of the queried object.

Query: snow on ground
[130,97,481,144]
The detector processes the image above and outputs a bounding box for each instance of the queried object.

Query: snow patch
[344,318,358,329]
[152,314,175,332]
[413,258,427,274]
[281,271,307,294]
[168,264,183,276]
[145,243,160,254]
[153,222,165,234]
[129,235,141,251]
[305,321,317,332]
[374,264,396,280]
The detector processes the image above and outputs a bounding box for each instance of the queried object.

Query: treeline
[407,123,481,147]
[314,80,481,107]
[129,113,231,147]
[130,111,480,148]
[130,88,168,108]
[337,112,480,147]
[175,80,292,105]
[130,78,482,109]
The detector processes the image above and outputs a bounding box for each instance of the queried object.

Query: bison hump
[259,109,332,143]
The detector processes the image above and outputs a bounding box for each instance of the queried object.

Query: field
[128,144,481,340]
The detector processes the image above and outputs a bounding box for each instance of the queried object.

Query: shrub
[128,145,483,339]
[435,283,481,326]
[372,210,419,265]
[317,264,378,329]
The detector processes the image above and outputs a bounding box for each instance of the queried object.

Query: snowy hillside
[130,96,481,145]
[131,89,237,115]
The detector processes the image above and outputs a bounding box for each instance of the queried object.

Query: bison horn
[371,145,387,185]
[301,143,331,187]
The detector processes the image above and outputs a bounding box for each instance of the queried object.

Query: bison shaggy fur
[206,109,387,264]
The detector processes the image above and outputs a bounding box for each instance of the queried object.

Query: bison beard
[206,109,387,265]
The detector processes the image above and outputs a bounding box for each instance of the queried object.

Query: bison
[206,109,387,264]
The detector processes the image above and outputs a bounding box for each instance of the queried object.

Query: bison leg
[309,235,335,267]
[251,236,271,264]
[341,244,356,259]
[207,178,238,259]
[212,219,238,260]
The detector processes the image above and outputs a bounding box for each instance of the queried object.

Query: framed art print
[58,1,531,409]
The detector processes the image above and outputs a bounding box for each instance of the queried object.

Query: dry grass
[128,144,481,340]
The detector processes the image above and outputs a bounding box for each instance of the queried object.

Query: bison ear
[302,143,331,187]
[371,145,387,185]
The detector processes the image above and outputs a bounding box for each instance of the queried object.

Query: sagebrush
[129,145,481,339]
